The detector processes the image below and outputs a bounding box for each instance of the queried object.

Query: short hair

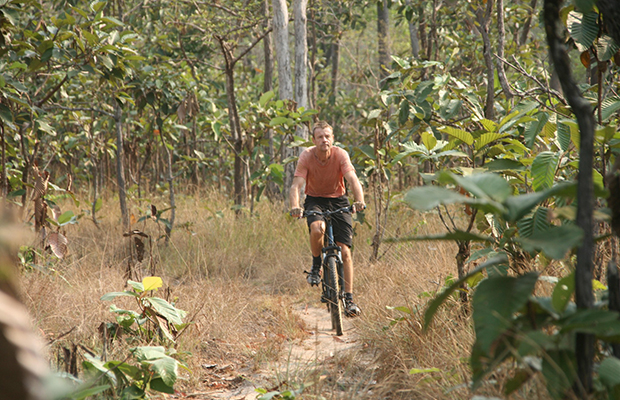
[312,121,333,137]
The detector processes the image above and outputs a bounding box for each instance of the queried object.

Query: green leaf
[599,357,620,396]
[150,377,175,394]
[531,151,559,192]
[403,186,469,211]
[439,126,474,145]
[421,132,437,151]
[542,350,577,399]
[518,224,583,260]
[127,280,145,292]
[557,122,571,151]
[70,384,111,400]
[524,112,549,148]
[503,182,574,222]
[484,159,525,171]
[269,116,289,126]
[409,367,441,374]
[100,291,139,301]
[145,297,187,325]
[423,255,509,331]
[567,11,599,51]
[551,272,574,313]
[385,230,493,243]
[57,210,75,225]
[601,97,620,122]
[445,172,512,203]
[596,35,619,62]
[475,133,508,151]
[516,207,550,238]
[149,356,178,387]
[94,198,102,212]
[259,91,274,107]
[473,273,539,354]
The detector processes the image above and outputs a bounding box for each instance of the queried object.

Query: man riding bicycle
[289,121,365,317]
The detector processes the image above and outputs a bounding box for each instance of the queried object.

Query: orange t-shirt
[294,146,355,198]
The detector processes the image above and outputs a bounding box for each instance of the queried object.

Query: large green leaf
[474,132,508,151]
[149,356,179,387]
[531,151,559,192]
[566,10,599,51]
[472,273,539,354]
[438,126,473,145]
[503,182,573,223]
[601,96,620,122]
[596,35,620,62]
[517,207,550,238]
[524,112,550,148]
[556,122,571,151]
[518,224,583,260]
[599,357,620,397]
[145,297,187,325]
[385,230,493,243]
[423,255,509,331]
[101,291,139,301]
[445,172,512,203]
[403,186,470,211]
[542,350,577,399]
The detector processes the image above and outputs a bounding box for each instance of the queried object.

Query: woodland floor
[171,302,368,400]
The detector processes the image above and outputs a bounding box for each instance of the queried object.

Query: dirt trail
[194,304,362,400]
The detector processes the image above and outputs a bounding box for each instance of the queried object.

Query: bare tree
[272,0,295,200]
[294,0,309,140]
[377,0,391,81]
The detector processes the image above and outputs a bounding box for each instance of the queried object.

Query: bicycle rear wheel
[324,255,344,336]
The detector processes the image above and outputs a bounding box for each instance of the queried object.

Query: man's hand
[290,207,303,218]
[353,201,366,213]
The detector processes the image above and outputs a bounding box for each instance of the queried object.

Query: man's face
[312,127,333,152]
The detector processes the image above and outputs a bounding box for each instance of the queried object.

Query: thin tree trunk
[114,102,129,230]
[159,125,176,244]
[377,0,391,80]
[1,123,6,197]
[474,0,495,119]
[519,0,537,46]
[272,0,294,200]
[496,0,513,100]
[263,0,274,94]
[544,0,595,395]
[294,0,309,141]
[217,36,247,210]
[406,0,420,59]
[330,33,340,105]
[309,0,317,109]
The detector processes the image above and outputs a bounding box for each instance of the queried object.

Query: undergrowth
[12,189,555,398]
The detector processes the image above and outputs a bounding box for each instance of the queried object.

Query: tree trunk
[263,0,274,94]
[272,0,295,200]
[309,0,317,109]
[159,124,176,244]
[519,0,537,46]
[377,0,391,81]
[544,0,595,395]
[217,36,248,211]
[294,0,309,141]
[330,32,340,105]
[0,123,6,197]
[114,102,130,230]
[406,0,420,59]
[496,0,513,100]
[474,0,495,119]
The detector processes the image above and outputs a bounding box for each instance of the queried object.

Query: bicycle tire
[325,255,344,336]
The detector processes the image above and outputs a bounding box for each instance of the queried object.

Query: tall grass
[14,190,548,398]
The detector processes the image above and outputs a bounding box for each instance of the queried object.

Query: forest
[3,0,620,398]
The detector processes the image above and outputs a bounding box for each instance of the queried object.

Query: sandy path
[194,303,361,400]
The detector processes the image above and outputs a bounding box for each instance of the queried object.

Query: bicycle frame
[303,205,353,335]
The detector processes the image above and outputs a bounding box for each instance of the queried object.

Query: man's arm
[344,170,365,210]
[289,176,306,216]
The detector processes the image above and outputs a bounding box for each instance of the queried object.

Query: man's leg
[306,220,325,286]
[338,242,353,293]
[337,242,360,317]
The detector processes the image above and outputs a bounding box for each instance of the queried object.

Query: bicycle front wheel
[325,255,344,336]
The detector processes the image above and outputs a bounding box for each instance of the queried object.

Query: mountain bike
[302,205,354,336]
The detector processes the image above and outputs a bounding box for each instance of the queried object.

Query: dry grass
[10,189,553,398]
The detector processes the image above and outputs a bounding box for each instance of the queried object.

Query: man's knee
[310,221,325,236]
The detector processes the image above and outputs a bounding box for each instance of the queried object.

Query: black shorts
[304,195,353,247]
